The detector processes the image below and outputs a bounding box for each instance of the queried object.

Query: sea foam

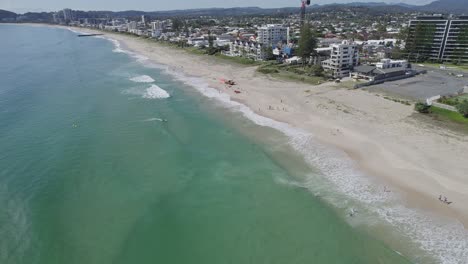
[123,85,170,100]
[143,85,170,99]
[130,75,155,83]
[100,35,468,264]
[107,38,149,62]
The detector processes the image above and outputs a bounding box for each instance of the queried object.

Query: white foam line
[102,37,149,62]
[142,118,164,122]
[100,36,468,264]
[66,27,88,35]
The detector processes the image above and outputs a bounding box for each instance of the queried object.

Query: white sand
[75,28,468,227]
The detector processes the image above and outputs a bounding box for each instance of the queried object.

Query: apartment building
[62,9,74,21]
[321,40,359,78]
[224,40,266,61]
[257,24,289,47]
[407,16,449,61]
[128,21,137,31]
[407,16,468,64]
[442,17,468,64]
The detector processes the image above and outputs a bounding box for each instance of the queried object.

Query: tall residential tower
[407,16,468,64]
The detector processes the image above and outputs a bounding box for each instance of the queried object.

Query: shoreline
[90,28,468,261]
[8,24,468,262]
[92,27,468,224]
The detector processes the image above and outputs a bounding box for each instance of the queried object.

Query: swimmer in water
[349,208,357,217]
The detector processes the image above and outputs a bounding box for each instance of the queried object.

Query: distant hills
[0,9,16,20]
[312,0,467,13]
[1,0,468,22]
[418,0,468,14]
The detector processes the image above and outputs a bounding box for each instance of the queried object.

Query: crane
[300,0,311,27]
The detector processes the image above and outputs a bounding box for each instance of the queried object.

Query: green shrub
[415,102,431,113]
[438,96,459,106]
[310,65,324,77]
[456,100,468,118]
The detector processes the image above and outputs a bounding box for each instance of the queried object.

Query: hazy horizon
[1,0,434,13]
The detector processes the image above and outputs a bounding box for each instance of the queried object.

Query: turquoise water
[0,25,412,264]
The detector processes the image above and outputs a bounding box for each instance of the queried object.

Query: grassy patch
[272,70,326,85]
[186,47,207,55]
[430,106,468,126]
[339,80,360,89]
[213,54,260,65]
[257,66,279,74]
[256,63,327,85]
[438,95,468,108]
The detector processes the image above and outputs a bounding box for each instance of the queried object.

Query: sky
[0,0,435,13]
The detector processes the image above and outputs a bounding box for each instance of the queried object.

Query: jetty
[78,34,104,37]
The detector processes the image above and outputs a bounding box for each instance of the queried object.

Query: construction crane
[300,0,311,27]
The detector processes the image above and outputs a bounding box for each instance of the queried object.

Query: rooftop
[354,65,376,74]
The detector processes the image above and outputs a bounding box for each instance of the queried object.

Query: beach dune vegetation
[456,100,468,118]
[415,102,431,113]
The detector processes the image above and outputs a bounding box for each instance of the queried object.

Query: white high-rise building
[321,40,359,78]
[52,13,58,23]
[151,21,165,38]
[257,24,289,47]
[62,9,73,21]
[128,21,137,32]
[151,21,165,31]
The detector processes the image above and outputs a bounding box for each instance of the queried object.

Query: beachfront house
[351,59,410,81]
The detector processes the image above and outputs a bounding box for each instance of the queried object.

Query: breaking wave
[123,85,170,100]
[143,85,170,99]
[130,75,155,83]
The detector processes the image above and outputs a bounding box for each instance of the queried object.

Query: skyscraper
[407,15,468,64]
[62,9,73,22]
[442,17,468,64]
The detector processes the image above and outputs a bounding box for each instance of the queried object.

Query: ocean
[0,24,464,264]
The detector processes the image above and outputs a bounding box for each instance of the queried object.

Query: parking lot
[366,66,467,100]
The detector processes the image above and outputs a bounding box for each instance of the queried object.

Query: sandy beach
[67,28,468,228]
[47,24,464,235]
